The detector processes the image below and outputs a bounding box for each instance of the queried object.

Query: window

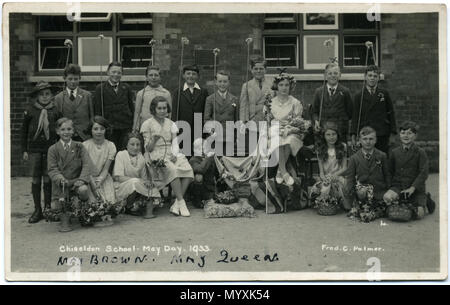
[263,13,380,71]
[119,38,152,68]
[35,13,153,73]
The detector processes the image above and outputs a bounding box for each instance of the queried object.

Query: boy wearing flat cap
[21,81,61,223]
[171,65,209,154]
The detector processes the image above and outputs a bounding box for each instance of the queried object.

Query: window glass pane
[78,37,112,71]
[79,17,112,31]
[304,13,338,29]
[120,38,153,68]
[264,13,297,30]
[119,13,152,31]
[39,38,72,70]
[264,36,297,67]
[343,13,378,29]
[303,35,338,69]
[39,16,73,32]
[343,35,377,66]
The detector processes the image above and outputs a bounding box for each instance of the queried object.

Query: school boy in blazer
[171,65,209,153]
[383,121,429,219]
[346,127,391,201]
[54,64,94,142]
[204,70,239,156]
[239,56,273,126]
[93,62,134,151]
[312,63,353,143]
[351,65,397,154]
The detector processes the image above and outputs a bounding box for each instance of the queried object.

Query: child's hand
[170,155,177,163]
[314,121,321,133]
[73,180,85,188]
[401,186,416,198]
[144,180,153,189]
[23,152,29,162]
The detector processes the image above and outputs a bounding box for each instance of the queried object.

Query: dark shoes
[28,209,43,223]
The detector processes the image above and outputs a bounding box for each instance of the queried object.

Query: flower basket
[315,197,340,216]
[386,204,413,222]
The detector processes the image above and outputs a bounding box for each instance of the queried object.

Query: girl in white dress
[140,96,194,217]
[113,132,160,218]
[266,73,305,186]
[82,116,117,204]
[316,121,351,210]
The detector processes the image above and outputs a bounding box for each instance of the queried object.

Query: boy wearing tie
[351,65,397,154]
[54,64,94,142]
[93,61,135,151]
[312,63,353,143]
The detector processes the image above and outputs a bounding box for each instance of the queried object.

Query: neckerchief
[33,101,54,141]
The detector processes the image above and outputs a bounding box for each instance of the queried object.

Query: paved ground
[7,174,442,278]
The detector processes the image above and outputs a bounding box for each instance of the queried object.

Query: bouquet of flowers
[310,180,341,215]
[214,190,238,205]
[263,92,274,122]
[74,196,124,226]
[348,182,386,223]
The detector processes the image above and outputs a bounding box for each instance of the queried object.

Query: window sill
[28,75,146,83]
[266,73,384,81]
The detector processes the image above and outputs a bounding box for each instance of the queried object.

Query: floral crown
[274,68,296,84]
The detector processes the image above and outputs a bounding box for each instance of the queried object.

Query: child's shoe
[170,200,180,216]
[178,199,191,217]
[416,206,425,220]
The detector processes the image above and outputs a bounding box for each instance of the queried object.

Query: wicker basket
[387,204,413,222]
[317,204,340,216]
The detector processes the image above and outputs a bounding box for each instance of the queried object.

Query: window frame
[262,13,380,73]
[34,13,153,75]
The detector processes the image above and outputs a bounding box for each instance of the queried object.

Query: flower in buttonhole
[378,92,385,102]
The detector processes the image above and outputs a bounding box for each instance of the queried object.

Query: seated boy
[383,121,430,219]
[47,118,94,232]
[188,138,216,208]
[346,126,390,202]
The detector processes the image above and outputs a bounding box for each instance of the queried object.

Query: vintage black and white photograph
[3,2,447,281]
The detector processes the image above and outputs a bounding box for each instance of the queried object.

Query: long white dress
[82,139,117,203]
[266,95,304,156]
[140,117,194,190]
[113,150,160,202]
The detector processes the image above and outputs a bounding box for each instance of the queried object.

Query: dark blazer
[54,88,94,140]
[312,83,353,123]
[204,92,239,141]
[21,101,60,154]
[93,82,134,130]
[171,86,209,132]
[47,141,93,200]
[389,144,428,194]
[351,87,397,137]
[346,148,391,200]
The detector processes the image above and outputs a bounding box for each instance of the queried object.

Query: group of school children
[20,55,433,232]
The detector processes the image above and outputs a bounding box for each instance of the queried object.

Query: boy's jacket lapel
[57,141,77,171]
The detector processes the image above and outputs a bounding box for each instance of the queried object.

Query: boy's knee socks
[31,183,42,210]
[43,182,52,208]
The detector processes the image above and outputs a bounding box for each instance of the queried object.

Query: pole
[149,39,156,66]
[176,37,189,122]
[244,38,253,117]
[98,34,105,117]
[63,39,73,92]
[356,42,373,141]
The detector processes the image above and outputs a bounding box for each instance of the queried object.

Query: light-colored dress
[82,139,117,203]
[113,150,160,202]
[267,95,304,156]
[140,117,194,190]
[320,146,348,200]
[133,85,172,130]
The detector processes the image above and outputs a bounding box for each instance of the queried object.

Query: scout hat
[30,81,57,97]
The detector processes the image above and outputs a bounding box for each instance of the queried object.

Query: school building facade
[8,12,440,176]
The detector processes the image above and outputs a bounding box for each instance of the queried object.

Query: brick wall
[8,13,440,175]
